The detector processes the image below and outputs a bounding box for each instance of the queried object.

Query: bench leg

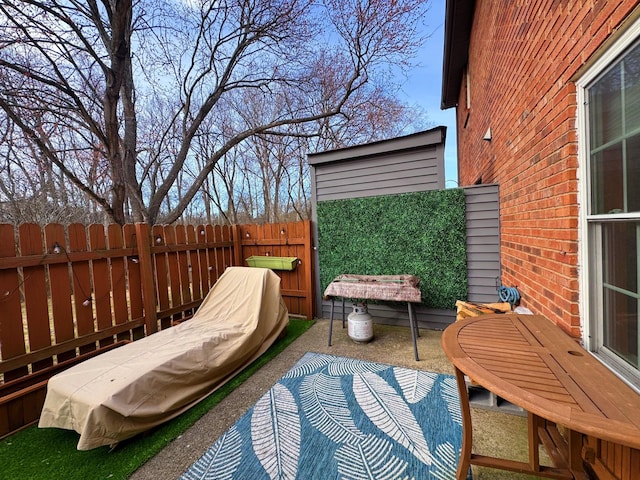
[408,302,419,361]
[328,298,335,346]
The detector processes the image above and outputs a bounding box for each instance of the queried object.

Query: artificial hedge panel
[317,188,467,309]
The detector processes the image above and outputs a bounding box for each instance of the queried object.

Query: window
[579,23,640,389]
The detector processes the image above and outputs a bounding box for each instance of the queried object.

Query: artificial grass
[0,318,314,480]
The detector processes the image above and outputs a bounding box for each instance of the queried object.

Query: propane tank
[348,303,374,343]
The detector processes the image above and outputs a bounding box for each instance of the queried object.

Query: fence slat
[282,221,297,315]
[196,225,209,297]
[153,225,171,330]
[281,222,292,308]
[68,224,95,355]
[124,225,144,340]
[108,225,129,342]
[176,226,192,311]
[0,224,28,381]
[45,224,75,362]
[240,224,256,263]
[165,226,183,323]
[213,225,226,279]
[187,226,202,302]
[223,225,235,270]
[204,225,216,286]
[19,223,53,372]
[90,224,114,347]
[135,223,157,335]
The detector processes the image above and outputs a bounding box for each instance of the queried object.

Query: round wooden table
[441,314,640,480]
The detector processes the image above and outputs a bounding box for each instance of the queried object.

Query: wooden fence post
[135,223,158,335]
[0,223,28,381]
[302,219,315,319]
[231,224,243,267]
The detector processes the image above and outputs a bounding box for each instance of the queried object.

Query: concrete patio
[129,319,544,480]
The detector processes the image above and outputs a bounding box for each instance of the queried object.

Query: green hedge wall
[317,189,468,309]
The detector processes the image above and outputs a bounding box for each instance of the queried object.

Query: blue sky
[397,0,458,187]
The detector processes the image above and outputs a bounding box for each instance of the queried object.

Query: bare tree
[0,112,107,224]
[176,53,430,225]
[0,0,429,225]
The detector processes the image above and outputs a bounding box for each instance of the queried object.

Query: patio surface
[129,319,544,480]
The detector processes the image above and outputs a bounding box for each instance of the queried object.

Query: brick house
[442,1,640,477]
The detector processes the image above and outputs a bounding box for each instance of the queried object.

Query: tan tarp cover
[38,266,289,450]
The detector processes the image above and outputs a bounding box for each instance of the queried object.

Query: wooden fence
[0,220,313,439]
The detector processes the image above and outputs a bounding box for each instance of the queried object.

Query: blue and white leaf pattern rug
[181,352,471,480]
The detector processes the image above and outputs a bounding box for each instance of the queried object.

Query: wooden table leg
[454,380,574,479]
[528,412,542,472]
[567,429,589,480]
[453,366,473,480]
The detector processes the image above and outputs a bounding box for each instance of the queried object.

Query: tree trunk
[102,0,133,225]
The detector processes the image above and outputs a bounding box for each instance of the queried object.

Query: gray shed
[308,127,446,202]
[308,127,501,330]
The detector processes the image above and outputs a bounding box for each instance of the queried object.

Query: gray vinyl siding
[313,147,442,201]
[309,128,501,331]
[308,127,446,202]
[464,184,501,303]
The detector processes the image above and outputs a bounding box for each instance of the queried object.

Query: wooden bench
[441,314,640,479]
[324,274,422,360]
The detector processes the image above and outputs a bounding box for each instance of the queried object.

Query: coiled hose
[498,285,520,307]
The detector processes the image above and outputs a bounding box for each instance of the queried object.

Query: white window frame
[577,16,640,392]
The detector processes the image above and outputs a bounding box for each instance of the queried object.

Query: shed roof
[307,126,446,166]
[441,0,475,109]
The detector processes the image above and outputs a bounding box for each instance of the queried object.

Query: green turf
[0,319,314,480]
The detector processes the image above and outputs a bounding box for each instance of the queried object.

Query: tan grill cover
[38,266,289,450]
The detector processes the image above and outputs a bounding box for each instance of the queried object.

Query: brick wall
[455,1,639,336]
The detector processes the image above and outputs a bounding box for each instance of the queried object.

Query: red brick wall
[455,1,639,336]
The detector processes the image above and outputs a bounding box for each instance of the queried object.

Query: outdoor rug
[181,352,470,480]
